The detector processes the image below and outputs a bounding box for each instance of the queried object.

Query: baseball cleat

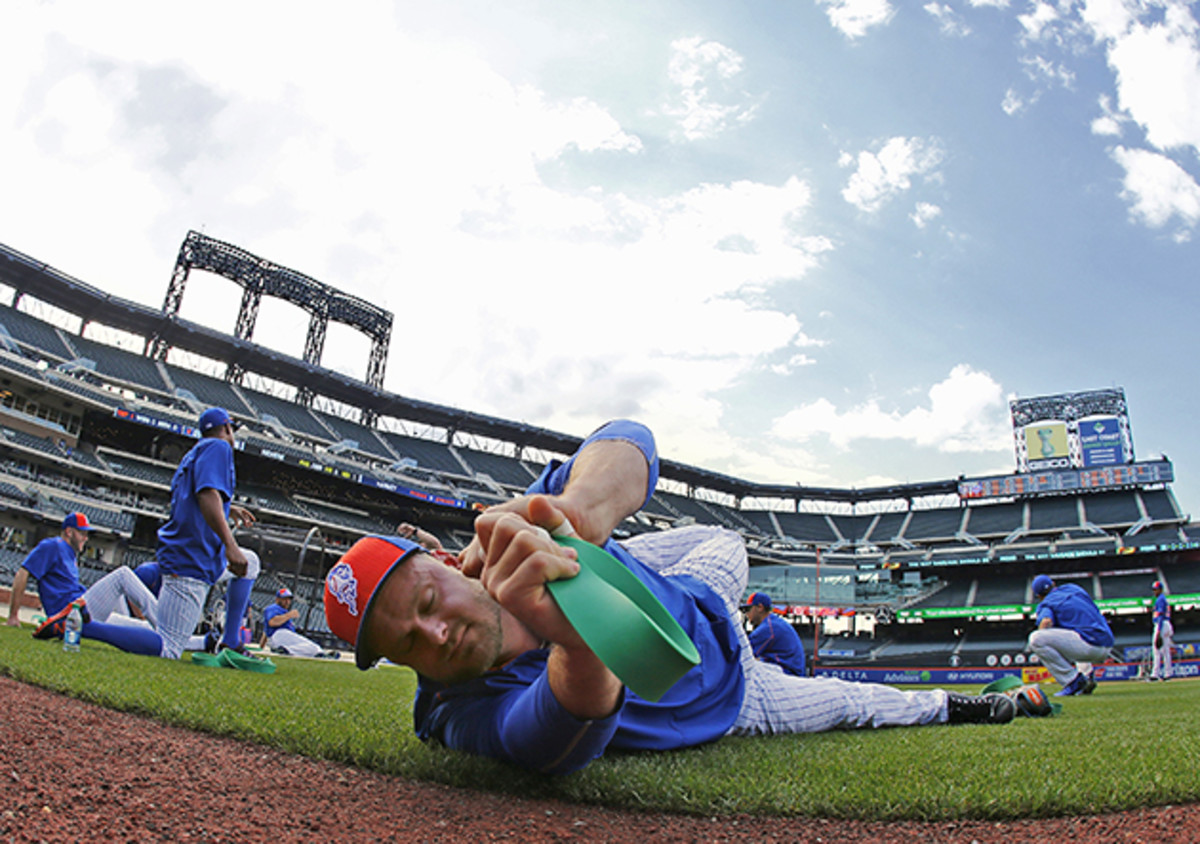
[31,598,89,640]
[1053,671,1094,697]
[946,692,1016,725]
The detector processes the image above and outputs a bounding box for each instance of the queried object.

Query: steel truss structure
[149,231,392,423]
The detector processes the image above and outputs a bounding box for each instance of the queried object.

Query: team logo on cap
[327,561,359,616]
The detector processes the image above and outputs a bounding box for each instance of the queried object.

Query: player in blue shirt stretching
[1027,574,1113,696]
[4,513,162,655]
[743,592,807,676]
[154,407,260,661]
[324,420,1014,775]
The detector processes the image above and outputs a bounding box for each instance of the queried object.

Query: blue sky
[3,1,1199,513]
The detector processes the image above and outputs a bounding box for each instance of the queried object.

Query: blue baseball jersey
[749,612,807,676]
[1035,583,1114,647]
[263,603,295,636]
[1153,593,1170,630]
[412,420,745,775]
[156,437,236,584]
[20,537,84,618]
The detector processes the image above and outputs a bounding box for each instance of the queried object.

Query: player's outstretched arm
[460,433,651,577]
[197,488,249,576]
[5,568,29,626]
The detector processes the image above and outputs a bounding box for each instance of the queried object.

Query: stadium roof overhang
[0,241,1045,506]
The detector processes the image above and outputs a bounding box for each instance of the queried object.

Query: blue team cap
[1152,580,1163,591]
[277,588,293,599]
[743,592,772,610]
[198,407,238,433]
[1032,575,1054,598]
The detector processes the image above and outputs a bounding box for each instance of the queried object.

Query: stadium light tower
[148,231,393,424]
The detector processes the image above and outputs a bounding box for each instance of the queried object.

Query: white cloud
[1111,145,1200,232]
[1001,87,1027,115]
[662,36,761,141]
[0,3,836,455]
[1017,1,1066,42]
[911,201,942,228]
[517,87,644,160]
[817,0,896,39]
[840,136,945,213]
[1091,94,1126,136]
[1101,8,1200,153]
[770,365,1011,453]
[925,3,971,37]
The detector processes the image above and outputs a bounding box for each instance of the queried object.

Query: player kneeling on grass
[1027,574,1113,697]
[324,420,1015,776]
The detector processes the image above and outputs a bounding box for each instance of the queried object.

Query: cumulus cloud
[840,136,945,213]
[0,3,834,453]
[925,3,971,37]
[816,0,896,39]
[911,201,942,228]
[662,36,761,141]
[770,365,1011,453]
[1111,145,1200,234]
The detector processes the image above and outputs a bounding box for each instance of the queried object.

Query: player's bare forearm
[461,437,650,576]
[197,489,247,574]
[546,438,650,545]
[547,642,622,720]
[5,569,29,626]
[1038,617,1053,630]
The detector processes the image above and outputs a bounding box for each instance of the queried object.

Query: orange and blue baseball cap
[742,592,772,610]
[1152,580,1163,591]
[277,587,293,599]
[62,512,95,532]
[324,535,425,670]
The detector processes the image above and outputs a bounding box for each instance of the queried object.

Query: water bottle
[63,603,82,653]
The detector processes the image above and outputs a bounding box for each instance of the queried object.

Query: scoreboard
[958,459,1173,500]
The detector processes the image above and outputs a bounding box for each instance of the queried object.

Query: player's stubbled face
[366,554,504,684]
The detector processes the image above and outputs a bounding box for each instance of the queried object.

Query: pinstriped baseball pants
[623,526,948,735]
[82,566,159,627]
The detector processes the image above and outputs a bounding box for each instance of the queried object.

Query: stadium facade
[0,234,1195,683]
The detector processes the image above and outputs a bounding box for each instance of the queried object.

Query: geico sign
[1028,457,1072,470]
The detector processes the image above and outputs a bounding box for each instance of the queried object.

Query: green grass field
[2,626,1197,821]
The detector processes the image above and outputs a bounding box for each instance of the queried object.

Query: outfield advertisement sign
[899,592,1200,620]
[815,660,1199,685]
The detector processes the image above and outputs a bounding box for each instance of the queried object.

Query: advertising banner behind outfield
[814,661,1199,685]
[1079,416,1125,467]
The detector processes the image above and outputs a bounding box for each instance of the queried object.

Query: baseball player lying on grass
[325,420,1016,776]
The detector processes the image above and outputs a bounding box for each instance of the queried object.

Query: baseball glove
[1007,683,1053,717]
